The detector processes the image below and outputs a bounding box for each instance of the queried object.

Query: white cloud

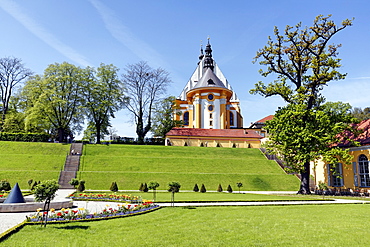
[0,1,92,67]
[89,0,169,69]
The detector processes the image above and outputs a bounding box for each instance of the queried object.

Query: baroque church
[166,40,263,148]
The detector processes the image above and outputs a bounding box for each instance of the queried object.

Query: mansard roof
[192,68,226,89]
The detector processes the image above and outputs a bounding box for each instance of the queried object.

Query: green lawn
[79,145,299,191]
[3,204,370,246]
[0,142,69,188]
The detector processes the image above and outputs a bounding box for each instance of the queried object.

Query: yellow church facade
[166,40,263,148]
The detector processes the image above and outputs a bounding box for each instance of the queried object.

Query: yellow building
[166,39,263,148]
[313,119,370,192]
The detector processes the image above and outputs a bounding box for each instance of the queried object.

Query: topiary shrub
[28,179,33,189]
[193,184,199,192]
[0,179,11,191]
[69,178,79,189]
[143,183,148,192]
[217,184,223,192]
[77,180,85,192]
[227,184,233,193]
[200,184,206,193]
[139,183,144,191]
[110,182,118,192]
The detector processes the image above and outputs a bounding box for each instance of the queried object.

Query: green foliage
[31,181,38,190]
[33,180,59,202]
[350,107,370,121]
[168,182,181,193]
[148,181,160,190]
[193,184,199,192]
[27,179,33,188]
[77,180,85,192]
[0,133,50,142]
[0,179,11,191]
[151,96,183,138]
[139,183,144,191]
[318,181,328,191]
[69,178,79,189]
[200,184,206,193]
[217,184,223,192]
[143,183,148,192]
[110,182,118,192]
[82,64,125,144]
[227,184,233,193]
[22,62,86,142]
[236,182,243,193]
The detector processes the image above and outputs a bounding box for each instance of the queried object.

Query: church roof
[166,128,263,139]
[192,68,227,89]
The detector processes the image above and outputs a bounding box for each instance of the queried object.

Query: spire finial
[203,36,214,71]
[198,40,204,61]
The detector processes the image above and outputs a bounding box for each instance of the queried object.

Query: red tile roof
[166,128,263,139]
[338,119,370,147]
[254,115,274,123]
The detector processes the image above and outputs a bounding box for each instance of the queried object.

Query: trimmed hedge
[0,133,50,142]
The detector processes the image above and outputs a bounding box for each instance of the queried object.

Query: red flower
[57,212,62,216]
[43,212,48,215]
[0,195,3,197]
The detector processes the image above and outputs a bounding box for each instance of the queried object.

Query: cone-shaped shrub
[77,180,85,192]
[193,184,199,192]
[110,182,118,192]
[200,184,206,193]
[143,183,149,192]
[217,184,223,192]
[227,184,233,193]
[139,183,144,191]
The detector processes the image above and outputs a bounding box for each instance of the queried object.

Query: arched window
[359,154,370,187]
[183,112,189,126]
[230,112,234,126]
[327,163,343,187]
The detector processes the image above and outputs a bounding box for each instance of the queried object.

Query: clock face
[208,105,214,111]
[207,94,214,101]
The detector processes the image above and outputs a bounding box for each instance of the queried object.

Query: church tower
[175,39,243,129]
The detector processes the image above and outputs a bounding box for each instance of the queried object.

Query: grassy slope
[0,142,69,188]
[4,204,370,246]
[79,145,299,191]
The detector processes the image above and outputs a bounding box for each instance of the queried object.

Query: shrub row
[0,133,50,142]
[193,184,233,193]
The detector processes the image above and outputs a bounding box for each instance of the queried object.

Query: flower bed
[26,202,159,222]
[68,192,142,203]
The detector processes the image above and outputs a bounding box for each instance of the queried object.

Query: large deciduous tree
[82,64,125,144]
[23,62,85,142]
[0,57,32,128]
[122,61,171,144]
[151,96,183,138]
[250,15,353,194]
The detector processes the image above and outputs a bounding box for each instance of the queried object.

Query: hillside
[79,145,299,191]
[0,141,70,189]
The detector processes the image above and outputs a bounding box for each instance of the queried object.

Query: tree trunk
[297,161,311,194]
[96,124,101,144]
[58,128,65,143]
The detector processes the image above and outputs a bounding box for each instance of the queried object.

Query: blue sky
[0,0,369,138]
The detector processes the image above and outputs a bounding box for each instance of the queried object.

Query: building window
[328,163,343,187]
[210,120,213,126]
[230,112,234,126]
[183,112,189,126]
[210,113,213,119]
[207,93,214,101]
[359,154,370,187]
[208,105,214,111]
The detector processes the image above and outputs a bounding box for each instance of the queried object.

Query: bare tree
[122,61,171,144]
[0,57,32,127]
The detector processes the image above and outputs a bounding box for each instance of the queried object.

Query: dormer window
[207,79,215,85]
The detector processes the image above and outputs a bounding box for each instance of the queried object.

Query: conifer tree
[193,184,199,192]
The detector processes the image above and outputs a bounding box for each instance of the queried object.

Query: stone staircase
[58,143,83,189]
